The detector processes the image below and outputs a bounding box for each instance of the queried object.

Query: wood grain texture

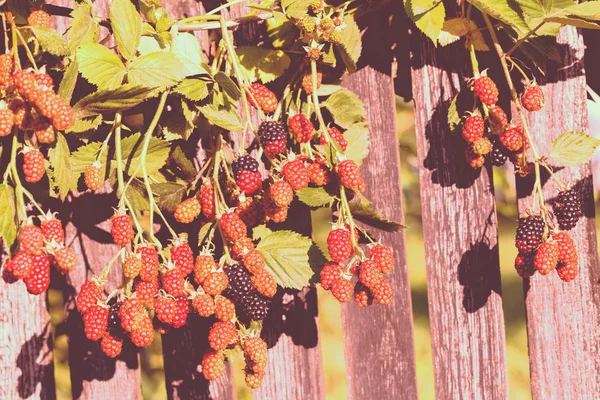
[0,277,55,400]
[339,66,418,399]
[515,27,600,400]
[409,9,508,399]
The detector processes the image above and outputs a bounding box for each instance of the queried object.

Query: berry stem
[114,112,125,196]
[9,19,21,70]
[140,91,178,242]
[20,186,45,215]
[9,132,27,221]
[481,13,553,223]
[505,20,547,57]
[310,60,330,142]
[14,28,38,72]
[338,185,364,258]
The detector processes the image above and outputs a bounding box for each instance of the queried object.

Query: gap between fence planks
[409,3,509,398]
[340,66,418,398]
[515,26,600,400]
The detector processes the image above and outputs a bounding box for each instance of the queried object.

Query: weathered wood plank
[0,268,55,400]
[340,65,418,398]
[409,4,509,398]
[516,27,600,400]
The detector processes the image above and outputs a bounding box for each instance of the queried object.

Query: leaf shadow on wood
[16,321,55,400]
[515,164,563,200]
[457,237,502,313]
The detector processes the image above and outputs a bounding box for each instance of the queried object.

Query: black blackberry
[553,188,583,231]
[488,139,508,167]
[240,290,270,321]
[232,154,259,177]
[107,301,124,336]
[225,264,253,301]
[257,121,286,154]
[515,215,545,253]
[514,252,536,278]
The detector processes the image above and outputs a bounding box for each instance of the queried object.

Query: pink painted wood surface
[515,27,600,399]
[409,4,508,398]
[340,65,418,398]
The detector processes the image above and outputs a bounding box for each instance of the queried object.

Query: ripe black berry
[515,215,545,254]
[257,121,286,144]
[225,264,253,301]
[553,188,583,231]
[232,154,259,177]
[108,301,125,336]
[488,138,509,167]
[240,290,270,321]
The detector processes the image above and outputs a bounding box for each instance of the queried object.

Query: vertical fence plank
[45,2,144,398]
[340,66,418,398]
[516,27,600,400]
[0,276,55,399]
[409,4,509,398]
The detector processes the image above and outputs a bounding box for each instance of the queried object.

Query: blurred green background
[48,97,593,399]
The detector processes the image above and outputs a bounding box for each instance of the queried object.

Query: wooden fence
[1,0,599,399]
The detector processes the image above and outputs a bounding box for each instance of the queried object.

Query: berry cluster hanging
[0,0,401,389]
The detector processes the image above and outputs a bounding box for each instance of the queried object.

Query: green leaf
[337,15,362,73]
[127,179,150,211]
[237,46,291,83]
[404,0,446,44]
[566,2,600,20]
[161,103,194,141]
[110,0,142,60]
[281,0,311,19]
[545,16,600,29]
[214,72,241,101]
[77,43,126,90]
[67,114,103,134]
[466,0,530,34]
[0,184,17,248]
[139,0,164,24]
[256,230,316,289]
[152,182,187,213]
[550,131,600,166]
[266,11,298,48]
[438,17,489,50]
[324,88,367,129]
[252,224,273,241]
[119,132,171,177]
[47,133,72,201]
[73,85,158,114]
[296,187,334,207]
[344,124,370,166]
[128,51,187,88]
[517,0,577,35]
[57,59,79,102]
[172,32,208,76]
[199,101,243,131]
[198,222,216,245]
[315,84,342,96]
[447,89,475,132]
[31,27,70,56]
[174,78,210,101]
[138,35,164,55]
[68,2,100,51]
[349,201,405,232]
[168,146,197,180]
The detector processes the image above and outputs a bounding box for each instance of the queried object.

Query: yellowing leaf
[324,88,367,130]
[128,51,187,88]
[119,132,171,177]
[237,46,291,83]
[172,32,207,76]
[68,2,100,51]
[550,131,600,166]
[110,0,142,60]
[0,184,17,248]
[77,43,126,90]
[405,0,446,44]
[338,15,362,73]
[344,124,370,166]
[48,133,72,201]
[32,27,70,56]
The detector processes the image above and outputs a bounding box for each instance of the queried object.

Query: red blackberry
[202,350,226,380]
[133,277,160,301]
[171,297,190,328]
[232,154,259,176]
[336,160,366,192]
[225,264,253,301]
[84,162,104,191]
[232,237,255,261]
[247,83,278,113]
[515,215,545,254]
[514,253,536,278]
[322,127,348,151]
[77,280,103,314]
[161,268,185,297]
[473,76,499,105]
[174,197,201,224]
[214,295,236,321]
[257,121,286,155]
[199,180,216,220]
[19,224,44,255]
[553,188,583,231]
[270,180,294,207]
[193,292,215,317]
[521,84,545,112]
[331,277,353,303]
[488,105,508,133]
[111,212,134,246]
[208,321,238,350]
[34,72,54,89]
[472,137,493,156]
[194,254,216,285]
[251,270,277,298]
[499,126,524,152]
[54,246,77,274]
[288,114,315,143]
[320,262,342,290]
[372,278,394,305]
[327,228,355,263]
[13,70,37,98]
[282,158,310,190]
[534,241,559,275]
[0,54,14,90]
[245,370,266,389]
[302,71,322,94]
[556,262,578,282]
[24,254,51,294]
[263,195,288,223]
[369,244,394,273]
[358,260,382,290]
[22,148,46,183]
[307,158,331,186]
[236,170,263,195]
[240,290,270,320]
[243,249,265,275]
[220,212,247,242]
[461,115,485,143]
[202,271,229,296]
[170,239,194,276]
[28,10,51,28]
[243,336,268,372]
[5,251,32,280]
[465,147,485,169]
[101,332,123,358]
[0,107,14,137]
[33,118,55,144]
[354,283,373,307]
[83,304,109,341]
[235,196,263,227]
[553,231,578,265]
